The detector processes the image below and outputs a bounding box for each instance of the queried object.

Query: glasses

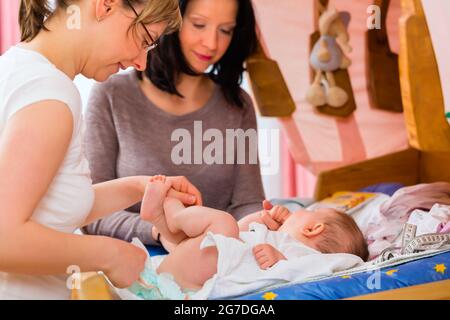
[125,0,159,52]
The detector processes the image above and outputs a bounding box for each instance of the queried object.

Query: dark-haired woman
[0,0,204,299]
[83,0,265,249]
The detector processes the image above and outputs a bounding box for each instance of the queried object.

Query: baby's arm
[268,205,292,224]
[252,244,287,270]
[238,211,286,231]
[237,211,264,231]
[238,200,288,231]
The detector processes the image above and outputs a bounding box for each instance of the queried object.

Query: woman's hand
[137,175,202,206]
[166,176,203,206]
[252,244,286,270]
[102,238,147,288]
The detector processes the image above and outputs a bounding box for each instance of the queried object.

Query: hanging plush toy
[306,7,352,108]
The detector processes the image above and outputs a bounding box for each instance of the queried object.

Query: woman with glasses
[83,0,265,251]
[0,0,204,300]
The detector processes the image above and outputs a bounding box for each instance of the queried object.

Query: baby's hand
[269,205,291,224]
[261,211,281,231]
[252,244,286,270]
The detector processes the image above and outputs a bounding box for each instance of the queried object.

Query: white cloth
[351,195,450,260]
[0,46,95,299]
[350,194,399,259]
[407,204,450,235]
[192,223,363,299]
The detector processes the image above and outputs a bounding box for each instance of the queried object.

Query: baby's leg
[140,176,185,245]
[140,175,170,222]
[158,198,240,289]
[163,197,240,238]
[155,197,241,253]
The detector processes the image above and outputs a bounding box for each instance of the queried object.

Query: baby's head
[279,208,369,261]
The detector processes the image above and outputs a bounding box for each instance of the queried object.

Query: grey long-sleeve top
[82,72,265,245]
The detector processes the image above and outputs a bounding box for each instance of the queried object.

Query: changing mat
[115,225,364,300]
[237,248,450,300]
[115,240,450,300]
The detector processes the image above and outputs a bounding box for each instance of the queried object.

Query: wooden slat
[365,0,403,113]
[399,0,450,151]
[71,272,118,300]
[348,279,450,300]
[314,148,420,200]
[420,152,450,183]
[246,40,297,117]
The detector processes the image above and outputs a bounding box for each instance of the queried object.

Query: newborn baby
[138,176,368,297]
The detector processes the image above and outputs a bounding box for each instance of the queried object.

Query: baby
[138,176,368,295]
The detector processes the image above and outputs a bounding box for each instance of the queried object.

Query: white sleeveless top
[0,47,95,299]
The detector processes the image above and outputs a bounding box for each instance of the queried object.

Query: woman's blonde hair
[19,0,182,42]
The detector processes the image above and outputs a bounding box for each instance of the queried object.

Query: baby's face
[278,208,341,243]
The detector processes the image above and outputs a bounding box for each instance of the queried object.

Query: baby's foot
[140,175,172,223]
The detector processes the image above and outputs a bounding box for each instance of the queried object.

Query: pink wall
[0,1,20,54]
[422,0,450,118]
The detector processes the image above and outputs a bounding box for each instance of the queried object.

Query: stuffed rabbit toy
[306,7,352,108]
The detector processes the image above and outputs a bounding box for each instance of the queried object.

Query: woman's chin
[93,70,118,82]
[193,67,210,76]
[188,61,211,74]
[93,74,110,82]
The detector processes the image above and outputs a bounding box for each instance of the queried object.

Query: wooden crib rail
[314,148,420,200]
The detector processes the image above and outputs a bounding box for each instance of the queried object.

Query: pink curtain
[281,126,317,198]
[0,1,20,54]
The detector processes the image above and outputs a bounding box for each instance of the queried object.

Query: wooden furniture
[399,0,450,151]
[366,0,403,113]
[315,148,450,200]
[315,0,450,199]
[315,0,450,300]
[348,279,450,300]
[247,40,297,117]
[71,272,119,300]
[315,148,418,200]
